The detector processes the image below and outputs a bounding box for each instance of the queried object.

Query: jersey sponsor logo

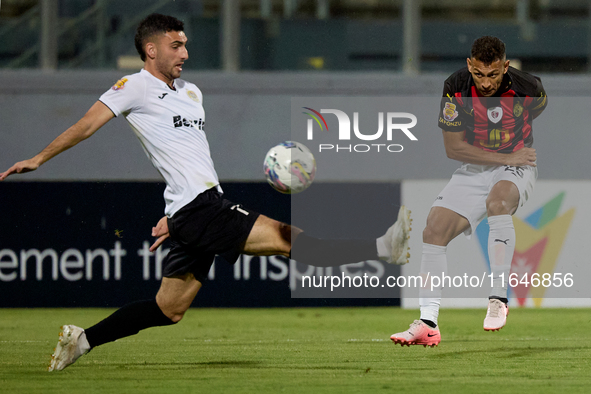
[443,102,459,121]
[513,102,524,117]
[111,78,128,91]
[479,128,510,149]
[173,115,205,130]
[487,107,503,124]
[187,90,200,102]
[438,118,461,127]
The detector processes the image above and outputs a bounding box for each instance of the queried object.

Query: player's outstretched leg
[390,320,441,347]
[483,298,509,331]
[290,206,412,267]
[48,325,91,371]
[377,206,412,264]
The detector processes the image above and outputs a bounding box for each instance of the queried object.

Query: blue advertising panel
[0,182,401,307]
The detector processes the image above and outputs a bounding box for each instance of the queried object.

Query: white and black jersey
[99,69,221,217]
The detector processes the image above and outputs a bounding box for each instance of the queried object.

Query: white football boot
[48,325,90,371]
[483,299,509,331]
[377,205,412,264]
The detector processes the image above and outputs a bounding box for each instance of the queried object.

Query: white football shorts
[432,163,537,238]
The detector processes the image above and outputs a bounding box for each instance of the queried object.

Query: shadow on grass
[431,346,591,359]
[78,360,366,371]
[87,360,264,369]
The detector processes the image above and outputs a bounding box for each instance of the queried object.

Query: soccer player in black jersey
[391,36,548,347]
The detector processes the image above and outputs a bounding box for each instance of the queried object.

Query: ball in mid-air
[263,141,316,194]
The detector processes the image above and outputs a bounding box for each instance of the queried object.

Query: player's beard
[170,63,182,79]
[478,85,499,96]
[477,77,503,96]
[156,58,181,82]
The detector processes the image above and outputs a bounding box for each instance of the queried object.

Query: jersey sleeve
[437,79,465,132]
[98,75,145,117]
[528,77,548,119]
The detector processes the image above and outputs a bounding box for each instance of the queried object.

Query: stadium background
[1,0,590,309]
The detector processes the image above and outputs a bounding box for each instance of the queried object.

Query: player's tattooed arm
[442,130,536,167]
[0,101,114,181]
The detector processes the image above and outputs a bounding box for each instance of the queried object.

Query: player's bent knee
[423,222,456,246]
[486,199,514,216]
[278,222,291,245]
[423,225,443,246]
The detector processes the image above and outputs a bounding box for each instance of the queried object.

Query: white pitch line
[0,340,46,343]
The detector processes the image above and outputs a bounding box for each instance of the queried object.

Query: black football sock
[489,296,509,304]
[84,299,176,348]
[421,319,437,328]
[290,233,378,267]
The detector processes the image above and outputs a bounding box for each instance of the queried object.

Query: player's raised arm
[0,101,114,181]
[442,130,536,167]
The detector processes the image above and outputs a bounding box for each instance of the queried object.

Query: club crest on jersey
[187,90,200,102]
[443,102,458,121]
[111,78,128,91]
[513,102,524,117]
[487,106,503,124]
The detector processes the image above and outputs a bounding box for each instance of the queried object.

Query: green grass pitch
[1,307,590,393]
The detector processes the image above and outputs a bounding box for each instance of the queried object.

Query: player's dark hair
[471,36,506,65]
[135,13,184,61]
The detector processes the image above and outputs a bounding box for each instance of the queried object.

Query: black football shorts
[162,187,260,283]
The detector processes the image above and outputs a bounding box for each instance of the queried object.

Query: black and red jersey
[437,66,547,153]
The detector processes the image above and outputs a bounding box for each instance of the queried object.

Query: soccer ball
[263,141,316,194]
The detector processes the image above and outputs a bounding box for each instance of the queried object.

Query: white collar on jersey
[140,68,177,91]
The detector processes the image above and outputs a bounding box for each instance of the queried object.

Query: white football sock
[77,331,91,355]
[376,236,388,258]
[419,243,447,325]
[487,215,515,299]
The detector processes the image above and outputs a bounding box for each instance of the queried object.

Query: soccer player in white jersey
[0,14,411,371]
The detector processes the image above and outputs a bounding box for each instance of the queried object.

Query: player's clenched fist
[0,158,41,181]
[506,147,536,167]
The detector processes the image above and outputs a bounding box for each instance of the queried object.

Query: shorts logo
[443,102,459,121]
[487,107,503,124]
[231,204,249,215]
[187,90,200,102]
[111,78,128,91]
[504,165,525,178]
[513,102,524,117]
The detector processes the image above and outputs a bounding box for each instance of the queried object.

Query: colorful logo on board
[476,192,575,306]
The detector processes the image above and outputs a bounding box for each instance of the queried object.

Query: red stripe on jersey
[508,89,534,148]
[454,92,464,106]
[500,94,516,150]
[471,86,489,146]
